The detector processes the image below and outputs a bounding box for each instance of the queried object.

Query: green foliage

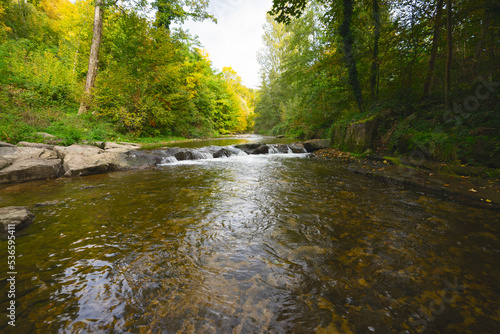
[257,0,500,167]
[0,0,251,144]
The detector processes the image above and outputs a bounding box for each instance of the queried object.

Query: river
[0,137,499,333]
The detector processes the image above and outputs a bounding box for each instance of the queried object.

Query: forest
[0,0,255,144]
[1,0,499,167]
[255,0,499,167]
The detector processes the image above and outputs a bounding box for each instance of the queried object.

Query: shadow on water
[0,154,499,333]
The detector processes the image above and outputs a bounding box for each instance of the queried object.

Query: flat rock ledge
[0,206,35,231]
[0,142,141,184]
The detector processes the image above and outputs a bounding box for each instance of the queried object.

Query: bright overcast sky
[181,0,272,89]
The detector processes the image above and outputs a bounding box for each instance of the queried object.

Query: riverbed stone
[104,142,141,153]
[303,140,331,152]
[17,141,55,150]
[0,141,16,148]
[235,143,269,155]
[174,150,196,161]
[0,146,61,183]
[288,143,307,153]
[213,148,231,158]
[0,158,62,183]
[62,152,127,177]
[0,206,35,231]
[54,144,103,159]
[1,146,58,161]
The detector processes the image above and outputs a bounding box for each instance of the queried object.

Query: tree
[79,0,214,115]
[270,0,365,112]
[444,0,452,106]
[338,0,364,112]
[422,0,444,97]
[153,0,214,29]
[371,0,381,101]
[78,0,103,115]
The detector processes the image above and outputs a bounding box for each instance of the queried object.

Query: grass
[0,85,189,146]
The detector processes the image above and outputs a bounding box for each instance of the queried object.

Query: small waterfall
[159,156,178,165]
[268,145,279,154]
[155,142,306,167]
[193,151,213,160]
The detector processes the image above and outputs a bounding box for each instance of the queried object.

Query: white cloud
[181,0,272,89]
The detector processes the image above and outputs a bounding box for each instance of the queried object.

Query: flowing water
[0,143,499,333]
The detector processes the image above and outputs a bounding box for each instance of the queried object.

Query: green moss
[353,115,378,124]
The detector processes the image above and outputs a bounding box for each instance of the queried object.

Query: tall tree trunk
[444,0,453,107]
[423,0,444,97]
[340,0,364,112]
[78,0,104,115]
[471,11,491,78]
[370,0,381,101]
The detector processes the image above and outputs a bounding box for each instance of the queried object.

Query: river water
[0,138,499,333]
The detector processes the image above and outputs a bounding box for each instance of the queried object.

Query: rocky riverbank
[0,139,329,185]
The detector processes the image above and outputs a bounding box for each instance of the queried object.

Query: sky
[180,0,273,89]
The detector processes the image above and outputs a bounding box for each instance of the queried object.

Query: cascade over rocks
[0,140,309,184]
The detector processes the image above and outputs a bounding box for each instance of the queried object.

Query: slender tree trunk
[472,11,490,78]
[423,0,444,97]
[340,0,364,112]
[370,0,381,101]
[445,0,452,107]
[79,0,104,115]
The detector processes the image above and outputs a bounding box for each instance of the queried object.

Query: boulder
[235,143,269,155]
[0,158,10,170]
[17,141,55,150]
[62,152,127,177]
[0,141,16,148]
[303,139,331,152]
[126,150,169,169]
[103,142,141,153]
[288,143,307,153]
[1,146,58,161]
[344,117,379,152]
[54,144,103,159]
[213,148,231,158]
[0,159,62,183]
[174,150,197,161]
[0,206,35,231]
[0,147,62,183]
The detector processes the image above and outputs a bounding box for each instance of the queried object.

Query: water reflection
[0,155,499,333]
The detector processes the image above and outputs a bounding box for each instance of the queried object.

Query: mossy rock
[344,117,379,153]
